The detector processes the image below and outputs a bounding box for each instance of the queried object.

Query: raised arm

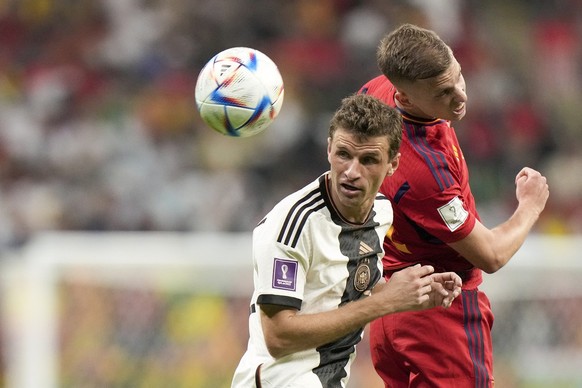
[449,167,549,273]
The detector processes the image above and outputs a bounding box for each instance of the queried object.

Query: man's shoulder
[358,75,396,105]
[373,191,393,212]
[257,176,326,243]
[382,140,458,199]
[276,176,324,213]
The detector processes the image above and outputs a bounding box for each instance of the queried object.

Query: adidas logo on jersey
[359,241,373,255]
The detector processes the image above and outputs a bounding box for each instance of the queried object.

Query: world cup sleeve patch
[437,196,469,232]
[272,258,298,291]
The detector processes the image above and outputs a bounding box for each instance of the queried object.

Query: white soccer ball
[195,47,285,137]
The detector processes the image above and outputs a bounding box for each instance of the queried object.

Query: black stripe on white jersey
[277,187,325,248]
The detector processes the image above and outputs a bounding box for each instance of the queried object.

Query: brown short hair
[329,94,402,160]
[377,23,452,85]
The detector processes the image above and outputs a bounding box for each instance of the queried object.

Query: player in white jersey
[232,94,463,388]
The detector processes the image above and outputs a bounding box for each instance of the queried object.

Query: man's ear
[386,152,401,177]
[394,90,413,110]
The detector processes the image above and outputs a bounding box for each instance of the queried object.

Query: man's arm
[449,167,549,273]
[260,265,461,358]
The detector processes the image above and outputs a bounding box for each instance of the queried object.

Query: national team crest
[354,260,371,292]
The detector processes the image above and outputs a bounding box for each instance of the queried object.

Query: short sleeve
[252,218,310,310]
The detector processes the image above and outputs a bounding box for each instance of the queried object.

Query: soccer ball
[195,47,285,137]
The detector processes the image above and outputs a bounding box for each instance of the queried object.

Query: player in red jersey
[359,24,549,387]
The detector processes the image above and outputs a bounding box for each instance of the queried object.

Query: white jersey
[232,173,393,388]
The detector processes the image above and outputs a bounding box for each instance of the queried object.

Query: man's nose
[345,160,361,179]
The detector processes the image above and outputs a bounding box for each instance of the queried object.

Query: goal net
[1,232,581,387]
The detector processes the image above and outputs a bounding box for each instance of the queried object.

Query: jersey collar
[396,107,444,125]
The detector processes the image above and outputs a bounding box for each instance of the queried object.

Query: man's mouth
[340,183,360,195]
[452,103,465,115]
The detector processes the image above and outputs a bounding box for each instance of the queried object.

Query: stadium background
[0,0,581,387]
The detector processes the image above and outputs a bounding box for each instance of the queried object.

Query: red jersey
[360,75,481,285]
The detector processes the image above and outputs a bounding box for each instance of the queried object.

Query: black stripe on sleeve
[257,294,302,310]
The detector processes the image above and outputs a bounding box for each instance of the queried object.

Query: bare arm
[260,265,462,358]
[449,167,549,273]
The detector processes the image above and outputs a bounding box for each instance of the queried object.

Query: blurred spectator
[0,0,580,252]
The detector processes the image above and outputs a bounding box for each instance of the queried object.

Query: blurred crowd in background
[57,281,254,387]
[0,0,581,254]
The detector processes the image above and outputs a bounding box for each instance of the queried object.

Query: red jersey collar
[396,107,445,125]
